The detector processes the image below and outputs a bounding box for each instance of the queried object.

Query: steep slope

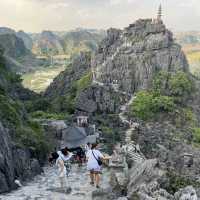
[0,34,30,58]
[32,31,64,55]
[44,19,200,196]
[175,31,200,78]
[45,19,190,115]
[31,29,105,56]
[16,30,33,50]
[62,29,105,54]
[0,46,49,193]
[0,33,40,73]
[92,19,188,94]
[0,27,15,35]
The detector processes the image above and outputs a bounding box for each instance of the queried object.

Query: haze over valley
[1,1,200,200]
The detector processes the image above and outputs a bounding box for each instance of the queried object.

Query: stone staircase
[125,142,145,164]
[91,51,146,166]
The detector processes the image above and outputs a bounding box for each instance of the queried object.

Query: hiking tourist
[56,148,71,191]
[86,143,111,188]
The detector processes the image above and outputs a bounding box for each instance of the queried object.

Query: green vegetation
[94,114,122,152]
[0,94,22,126]
[131,91,175,120]
[0,48,50,160]
[163,170,200,194]
[76,72,92,93]
[192,128,200,144]
[52,71,92,114]
[31,111,70,120]
[15,120,50,159]
[169,72,194,102]
[131,70,200,146]
[0,94,50,159]
[130,71,194,120]
[174,108,197,128]
[25,98,51,113]
[186,50,200,79]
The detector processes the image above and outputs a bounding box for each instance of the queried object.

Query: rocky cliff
[44,19,190,115]
[44,51,127,114]
[0,34,30,58]
[0,47,48,193]
[16,31,33,50]
[92,19,188,94]
[31,29,105,57]
[0,32,39,73]
[44,19,200,198]
[32,31,65,55]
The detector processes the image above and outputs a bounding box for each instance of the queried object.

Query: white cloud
[0,0,199,32]
[109,0,135,6]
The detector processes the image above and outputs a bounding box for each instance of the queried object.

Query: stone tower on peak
[157,4,162,21]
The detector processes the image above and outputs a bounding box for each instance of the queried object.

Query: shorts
[87,164,101,173]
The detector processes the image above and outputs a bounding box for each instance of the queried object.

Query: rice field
[185,51,200,76]
[22,66,66,93]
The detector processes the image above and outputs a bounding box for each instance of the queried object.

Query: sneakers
[96,185,100,189]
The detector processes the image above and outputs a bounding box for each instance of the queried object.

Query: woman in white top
[56,148,71,191]
[86,143,110,188]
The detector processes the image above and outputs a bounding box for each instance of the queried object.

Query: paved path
[0,164,110,200]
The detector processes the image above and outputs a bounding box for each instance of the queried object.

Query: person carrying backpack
[86,143,111,188]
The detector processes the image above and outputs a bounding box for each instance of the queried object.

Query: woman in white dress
[86,143,110,188]
[56,148,72,191]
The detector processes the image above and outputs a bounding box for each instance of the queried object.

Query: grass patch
[130,91,175,120]
[76,72,92,93]
[130,71,194,121]
[31,111,70,120]
[162,170,200,194]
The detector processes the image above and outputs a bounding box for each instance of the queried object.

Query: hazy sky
[0,0,199,33]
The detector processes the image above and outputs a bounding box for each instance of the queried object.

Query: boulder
[174,186,198,200]
[92,188,117,200]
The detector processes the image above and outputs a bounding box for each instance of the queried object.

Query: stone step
[127,153,144,162]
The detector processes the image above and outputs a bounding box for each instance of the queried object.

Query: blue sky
[0,0,199,32]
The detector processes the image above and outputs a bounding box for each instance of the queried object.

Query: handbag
[92,150,103,166]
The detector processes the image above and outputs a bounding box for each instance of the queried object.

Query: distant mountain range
[174,31,200,78]
[175,31,200,45]
[31,28,106,56]
[0,27,106,73]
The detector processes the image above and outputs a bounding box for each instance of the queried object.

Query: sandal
[90,182,94,185]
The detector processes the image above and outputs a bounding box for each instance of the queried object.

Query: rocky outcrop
[76,85,127,113]
[44,51,92,99]
[0,34,30,58]
[133,109,200,181]
[0,27,15,35]
[32,31,65,55]
[16,30,33,50]
[108,146,199,200]
[0,122,42,193]
[31,29,105,56]
[92,19,189,93]
[0,48,44,193]
[175,186,198,200]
